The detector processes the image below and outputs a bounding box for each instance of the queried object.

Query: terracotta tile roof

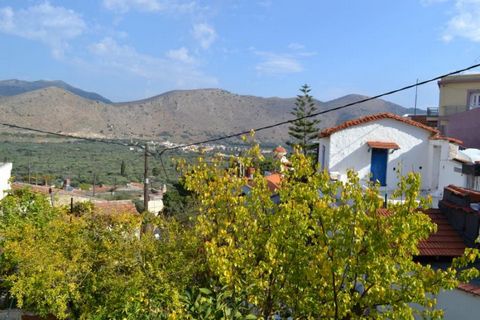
[440,199,475,214]
[430,135,463,145]
[367,141,400,150]
[418,209,466,257]
[445,185,480,202]
[319,112,439,138]
[376,208,391,217]
[457,283,480,296]
[265,173,282,192]
[378,208,466,257]
[11,183,51,195]
[274,146,287,153]
[93,201,138,215]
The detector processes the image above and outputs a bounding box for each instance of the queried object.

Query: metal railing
[427,107,439,117]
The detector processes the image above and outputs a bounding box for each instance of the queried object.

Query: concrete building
[443,107,480,149]
[438,73,480,131]
[317,113,465,197]
[0,162,12,200]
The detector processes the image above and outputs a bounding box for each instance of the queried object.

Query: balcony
[427,107,439,117]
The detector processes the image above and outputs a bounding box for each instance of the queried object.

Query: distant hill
[0,79,112,104]
[0,83,419,144]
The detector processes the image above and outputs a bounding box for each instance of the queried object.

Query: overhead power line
[0,122,157,155]
[155,62,480,157]
[1,62,480,180]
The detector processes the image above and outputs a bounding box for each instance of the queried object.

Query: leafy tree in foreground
[182,145,479,319]
[287,84,321,156]
[1,147,480,319]
[0,194,198,319]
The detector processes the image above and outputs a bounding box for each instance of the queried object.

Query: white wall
[0,163,12,200]
[435,289,480,320]
[324,119,432,191]
[435,141,466,192]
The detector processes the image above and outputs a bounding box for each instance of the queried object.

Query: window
[469,92,480,109]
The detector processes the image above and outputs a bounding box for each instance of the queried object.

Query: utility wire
[1,63,480,180]
[156,62,480,158]
[0,121,159,155]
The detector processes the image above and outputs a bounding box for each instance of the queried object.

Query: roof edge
[319,113,439,138]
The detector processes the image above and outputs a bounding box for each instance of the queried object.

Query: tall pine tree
[287,84,320,156]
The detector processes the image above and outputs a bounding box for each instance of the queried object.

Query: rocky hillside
[0,84,417,144]
[0,79,111,103]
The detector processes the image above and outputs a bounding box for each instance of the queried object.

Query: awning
[367,141,400,150]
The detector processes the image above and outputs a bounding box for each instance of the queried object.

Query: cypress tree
[287,84,321,156]
[120,160,127,177]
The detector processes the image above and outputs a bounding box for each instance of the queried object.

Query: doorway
[371,148,388,186]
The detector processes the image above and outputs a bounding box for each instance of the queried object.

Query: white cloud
[89,37,217,87]
[442,0,480,42]
[192,23,217,49]
[166,47,195,63]
[103,0,197,14]
[255,51,303,75]
[288,42,305,50]
[0,2,86,58]
[420,0,449,5]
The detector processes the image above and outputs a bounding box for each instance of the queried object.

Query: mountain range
[0,80,420,144]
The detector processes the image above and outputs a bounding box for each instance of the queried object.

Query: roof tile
[319,113,439,138]
[418,209,466,257]
[367,141,400,150]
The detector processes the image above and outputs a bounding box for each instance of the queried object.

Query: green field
[0,133,189,188]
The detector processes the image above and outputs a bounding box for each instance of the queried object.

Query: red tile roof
[378,208,466,257]
[274,146,287,153]
[265,173,282,192]
[430,135,463,145]
[93,201,138,215]
[11,182,52,194]
[319,113,439,138]
[457,283,480,296]
[418,209,466,257]
[445,185,480,202]
[367,141,400,150]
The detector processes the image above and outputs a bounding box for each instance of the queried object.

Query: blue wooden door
[370,148,388,186]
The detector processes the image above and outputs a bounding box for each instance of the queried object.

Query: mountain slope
[0,79,112,104]
[0,86,414,144]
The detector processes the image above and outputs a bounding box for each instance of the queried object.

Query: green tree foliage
[1,147,480,319]
[162,181,196,223]
[120,159,127,177]
[287,84,321,156]
[152,167,161,176]
[0,191,198,319]
[182,146,480,319]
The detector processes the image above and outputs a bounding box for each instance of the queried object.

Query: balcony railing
[427,107,439,117]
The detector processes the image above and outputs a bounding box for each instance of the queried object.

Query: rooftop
[438,73,480,86]
[418,209,466,257]
[319,113,439,138]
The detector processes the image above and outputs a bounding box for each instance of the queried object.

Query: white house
[0,162,12,200]
[317,113,465,196]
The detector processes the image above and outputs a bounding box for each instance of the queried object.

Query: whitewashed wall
[433,141,466,193]
[0,163,12,200]
[320,119,431,191]
[435,289,480,320]
[317,119,466,193]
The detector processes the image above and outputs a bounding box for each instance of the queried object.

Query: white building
[317,113,465,195]
[0,162,12,200]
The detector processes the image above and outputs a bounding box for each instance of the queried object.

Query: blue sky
[1,0,480,108]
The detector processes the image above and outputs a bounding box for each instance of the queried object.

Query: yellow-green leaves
[183,146,479,319]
